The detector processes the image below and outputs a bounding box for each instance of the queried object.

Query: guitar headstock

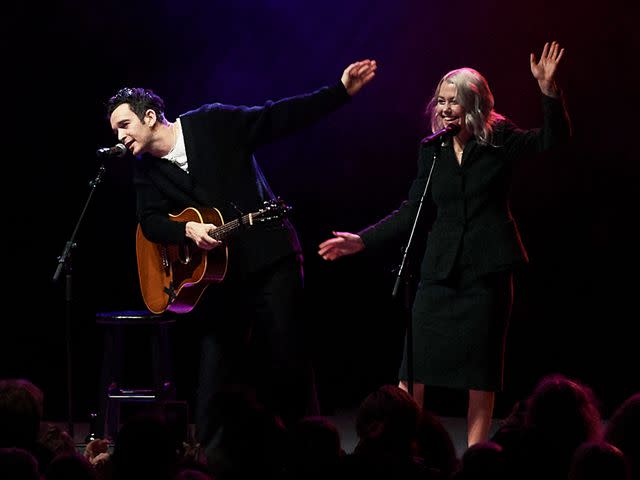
[254,197,293,223]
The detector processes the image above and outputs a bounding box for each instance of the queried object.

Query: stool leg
[97,326,111,438]
[105,395,120,442]
[101,325,124,440]
[151,327,162,394]
[160,324,175,399]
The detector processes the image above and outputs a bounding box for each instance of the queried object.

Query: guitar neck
[208,212,259,241]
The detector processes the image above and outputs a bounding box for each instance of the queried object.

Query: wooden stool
[96,310,176,441]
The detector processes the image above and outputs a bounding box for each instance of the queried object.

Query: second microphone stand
[391,148,438,395]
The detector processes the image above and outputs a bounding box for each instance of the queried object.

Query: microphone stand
[52,161,107,439]
[391,147,438,396]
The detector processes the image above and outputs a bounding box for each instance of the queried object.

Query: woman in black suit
[319,41,570,446]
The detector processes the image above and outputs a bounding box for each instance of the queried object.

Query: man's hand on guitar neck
[186,221,222,250]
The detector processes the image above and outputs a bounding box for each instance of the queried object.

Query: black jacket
[134,82,350,275]
[360,95,571,281]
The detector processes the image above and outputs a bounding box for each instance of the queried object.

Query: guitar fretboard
[207,213,256,241]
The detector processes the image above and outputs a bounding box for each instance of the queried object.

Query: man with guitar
[106,59,376,471]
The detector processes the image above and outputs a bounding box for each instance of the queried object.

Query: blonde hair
[427,67,505,145]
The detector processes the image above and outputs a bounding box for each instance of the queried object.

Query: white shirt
[162,118,189,173]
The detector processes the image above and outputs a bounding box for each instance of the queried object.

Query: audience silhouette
[1,372,639,480]
[569,440,630,480]
[604,392,640,480]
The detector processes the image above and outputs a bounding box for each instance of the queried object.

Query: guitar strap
[252,154,277,201]
[251,154,303,254]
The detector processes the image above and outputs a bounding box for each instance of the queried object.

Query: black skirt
[399,265,513,392]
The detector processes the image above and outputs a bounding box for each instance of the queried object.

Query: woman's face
[435,82,466,131]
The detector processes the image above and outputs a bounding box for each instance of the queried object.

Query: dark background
[3,0,637,423]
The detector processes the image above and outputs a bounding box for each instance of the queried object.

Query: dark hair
[292,416,343,461]
[355,384,420,450]
[46,453,97,480]
[111,412,179,480]
[0,447,40,480]
[0,379,44,448]
[604,392,640,480]
[106,87,166,122]
[455,441,507,480]
[38,423,76,458]
[569,441,630,480]
[525,373,602,443]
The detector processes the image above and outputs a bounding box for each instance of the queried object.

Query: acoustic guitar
[135,198,291,314]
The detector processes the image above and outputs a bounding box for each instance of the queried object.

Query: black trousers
[193,253,319,456]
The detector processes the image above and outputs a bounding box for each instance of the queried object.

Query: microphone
[420,123,461,145]
[96,143,127,158]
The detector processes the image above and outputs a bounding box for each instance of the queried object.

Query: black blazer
[134,82,351,275]
[360,95,571,281]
